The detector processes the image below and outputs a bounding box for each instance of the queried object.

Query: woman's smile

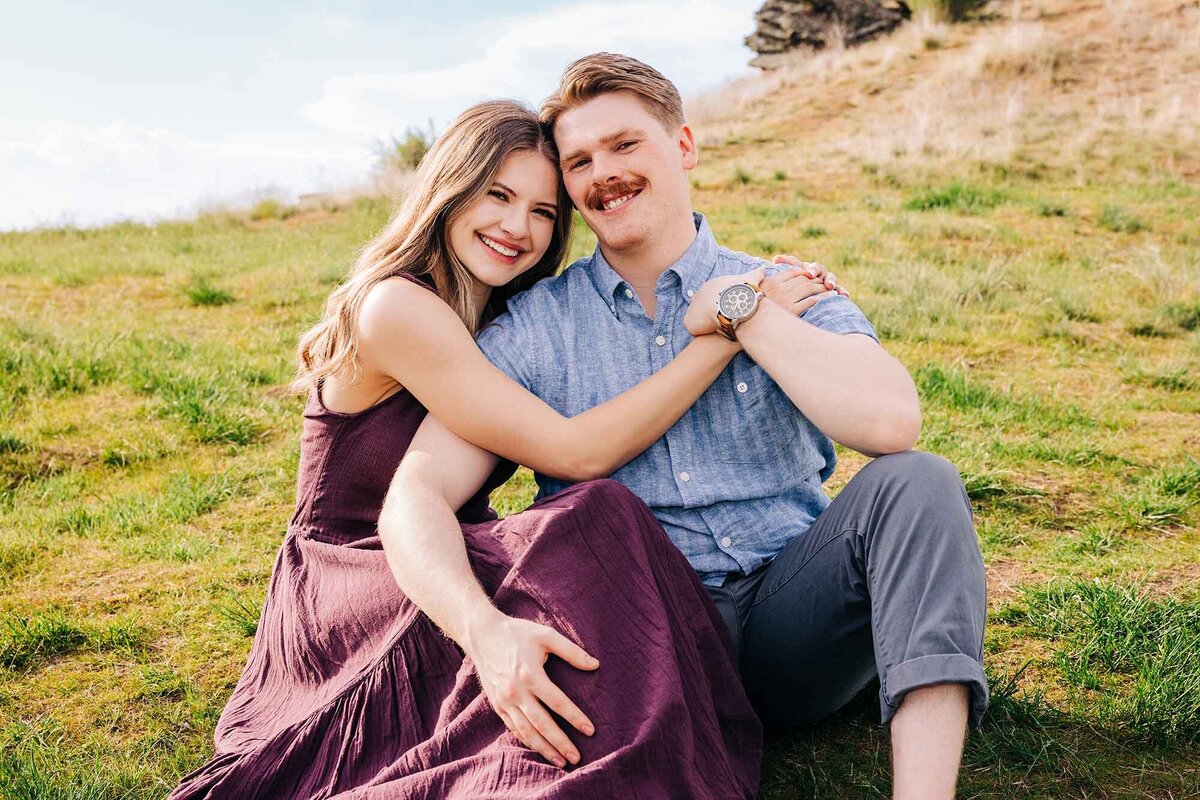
[477,232,526,264]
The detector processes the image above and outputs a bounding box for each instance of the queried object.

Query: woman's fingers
[505,705,569,768]
[521,698,580,765]
[794,290,838,314]
[535,676,595,737]
[540,628,599,672]
[770,257,845,293]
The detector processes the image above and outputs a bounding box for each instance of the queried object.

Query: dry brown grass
[687,0,1200,177]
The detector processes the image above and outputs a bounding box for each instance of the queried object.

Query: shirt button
[720,536,732,548]
[655,335,666,346]
[736,382,749,393]
[679,471,690,483]
[686,289,695,298]
[624,288,634,299]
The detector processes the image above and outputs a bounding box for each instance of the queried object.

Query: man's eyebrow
[493,181,557,210]
[559,128,648,166]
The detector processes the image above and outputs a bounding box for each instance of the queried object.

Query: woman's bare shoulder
[358,276,469,354]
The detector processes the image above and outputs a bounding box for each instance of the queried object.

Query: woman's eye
[488,189,508,201]
[535,209,557,221]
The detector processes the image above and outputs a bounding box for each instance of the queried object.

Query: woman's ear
[678,124,699,171]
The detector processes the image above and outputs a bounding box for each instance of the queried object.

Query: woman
[171,100,838,799]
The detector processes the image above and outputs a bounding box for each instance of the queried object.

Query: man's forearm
[378,466,500,650]
[736,300,921,456]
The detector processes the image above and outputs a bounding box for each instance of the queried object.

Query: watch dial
[718,285,756,319]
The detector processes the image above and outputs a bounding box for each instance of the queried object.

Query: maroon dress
[170,370,761,798]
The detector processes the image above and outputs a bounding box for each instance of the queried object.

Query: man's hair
[540,52,684,134]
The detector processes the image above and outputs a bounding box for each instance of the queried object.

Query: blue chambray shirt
[477,213,879,586]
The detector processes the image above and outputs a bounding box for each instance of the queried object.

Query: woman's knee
[565,478,639,505]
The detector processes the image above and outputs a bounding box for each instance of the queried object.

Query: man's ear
[678,124,699,171]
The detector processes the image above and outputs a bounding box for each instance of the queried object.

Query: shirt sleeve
[798,294,879,343]
[475,303,541,392]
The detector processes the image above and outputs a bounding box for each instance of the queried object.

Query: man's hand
[465,610,598,769]
[685,266,766,336]
[684,260,845,337]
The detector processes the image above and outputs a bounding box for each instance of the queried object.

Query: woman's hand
[464,610,598,769]
[760,267,840,316]
[771,254,849,297]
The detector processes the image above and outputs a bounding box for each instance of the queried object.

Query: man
[380,53,988,800]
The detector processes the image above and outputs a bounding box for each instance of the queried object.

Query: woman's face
[448,150,560,292]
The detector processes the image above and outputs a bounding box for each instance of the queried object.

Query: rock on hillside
[745,0,911,67]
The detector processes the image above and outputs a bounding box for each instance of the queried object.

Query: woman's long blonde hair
[293,100,572,392]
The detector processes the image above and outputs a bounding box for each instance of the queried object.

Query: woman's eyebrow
[495,181,556,210]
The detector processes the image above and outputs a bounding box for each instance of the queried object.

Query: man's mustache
[584,178,648,211]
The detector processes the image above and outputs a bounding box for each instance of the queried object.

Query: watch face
[718,284,758,319]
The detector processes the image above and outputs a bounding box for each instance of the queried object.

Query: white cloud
[0,0,761,230]
[0,120,371,230]
[301,0,759,137]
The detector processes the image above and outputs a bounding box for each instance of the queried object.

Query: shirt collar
[586,212,719,314]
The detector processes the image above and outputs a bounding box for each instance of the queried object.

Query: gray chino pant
[705,450,989,729]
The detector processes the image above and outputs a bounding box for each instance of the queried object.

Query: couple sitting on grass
[171,53,988,800]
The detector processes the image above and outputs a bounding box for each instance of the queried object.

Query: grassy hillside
[1,0,1198,796]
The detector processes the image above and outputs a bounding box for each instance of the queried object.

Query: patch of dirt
[1141,563,1200,597]
[985,558,1035,606]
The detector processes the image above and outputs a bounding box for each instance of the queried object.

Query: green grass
[1001,582,1200,745]
[183,274,236,306]
[1,611,143,672]
[1,48,1199,799]
[1098,204,1148,234]
[904,182,1008,214]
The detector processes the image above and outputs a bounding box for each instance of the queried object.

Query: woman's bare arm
[378,416,597,768]
[355,276,742,481]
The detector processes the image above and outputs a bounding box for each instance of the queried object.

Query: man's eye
[616,141,637,151]
[570,158,590,171]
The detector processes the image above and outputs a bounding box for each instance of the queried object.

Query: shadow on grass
[759,665,1199,799]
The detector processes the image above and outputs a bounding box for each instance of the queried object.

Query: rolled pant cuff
[879,654,989,729]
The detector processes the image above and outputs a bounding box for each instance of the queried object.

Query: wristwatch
[715,282,764,341]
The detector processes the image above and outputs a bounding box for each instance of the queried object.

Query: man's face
[553,91,697,255]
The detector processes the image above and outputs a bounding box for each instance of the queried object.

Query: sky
[0,0,763,231]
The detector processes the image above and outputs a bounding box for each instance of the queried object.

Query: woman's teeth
[480,235,519,257]
[603,192,635,211]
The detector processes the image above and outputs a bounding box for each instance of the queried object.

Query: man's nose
[590,151,622,185]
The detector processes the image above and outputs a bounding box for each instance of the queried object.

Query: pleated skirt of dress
[169,479,763,800]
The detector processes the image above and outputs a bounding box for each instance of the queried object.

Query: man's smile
[601,190,640,211]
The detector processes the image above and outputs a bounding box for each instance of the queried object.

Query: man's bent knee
[864,450,961,488]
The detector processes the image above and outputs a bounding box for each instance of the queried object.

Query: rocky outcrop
[745,0,912,68]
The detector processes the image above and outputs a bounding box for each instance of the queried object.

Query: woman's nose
[499,208,529,241]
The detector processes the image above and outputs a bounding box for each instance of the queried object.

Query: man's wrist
[732,295,782,345]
